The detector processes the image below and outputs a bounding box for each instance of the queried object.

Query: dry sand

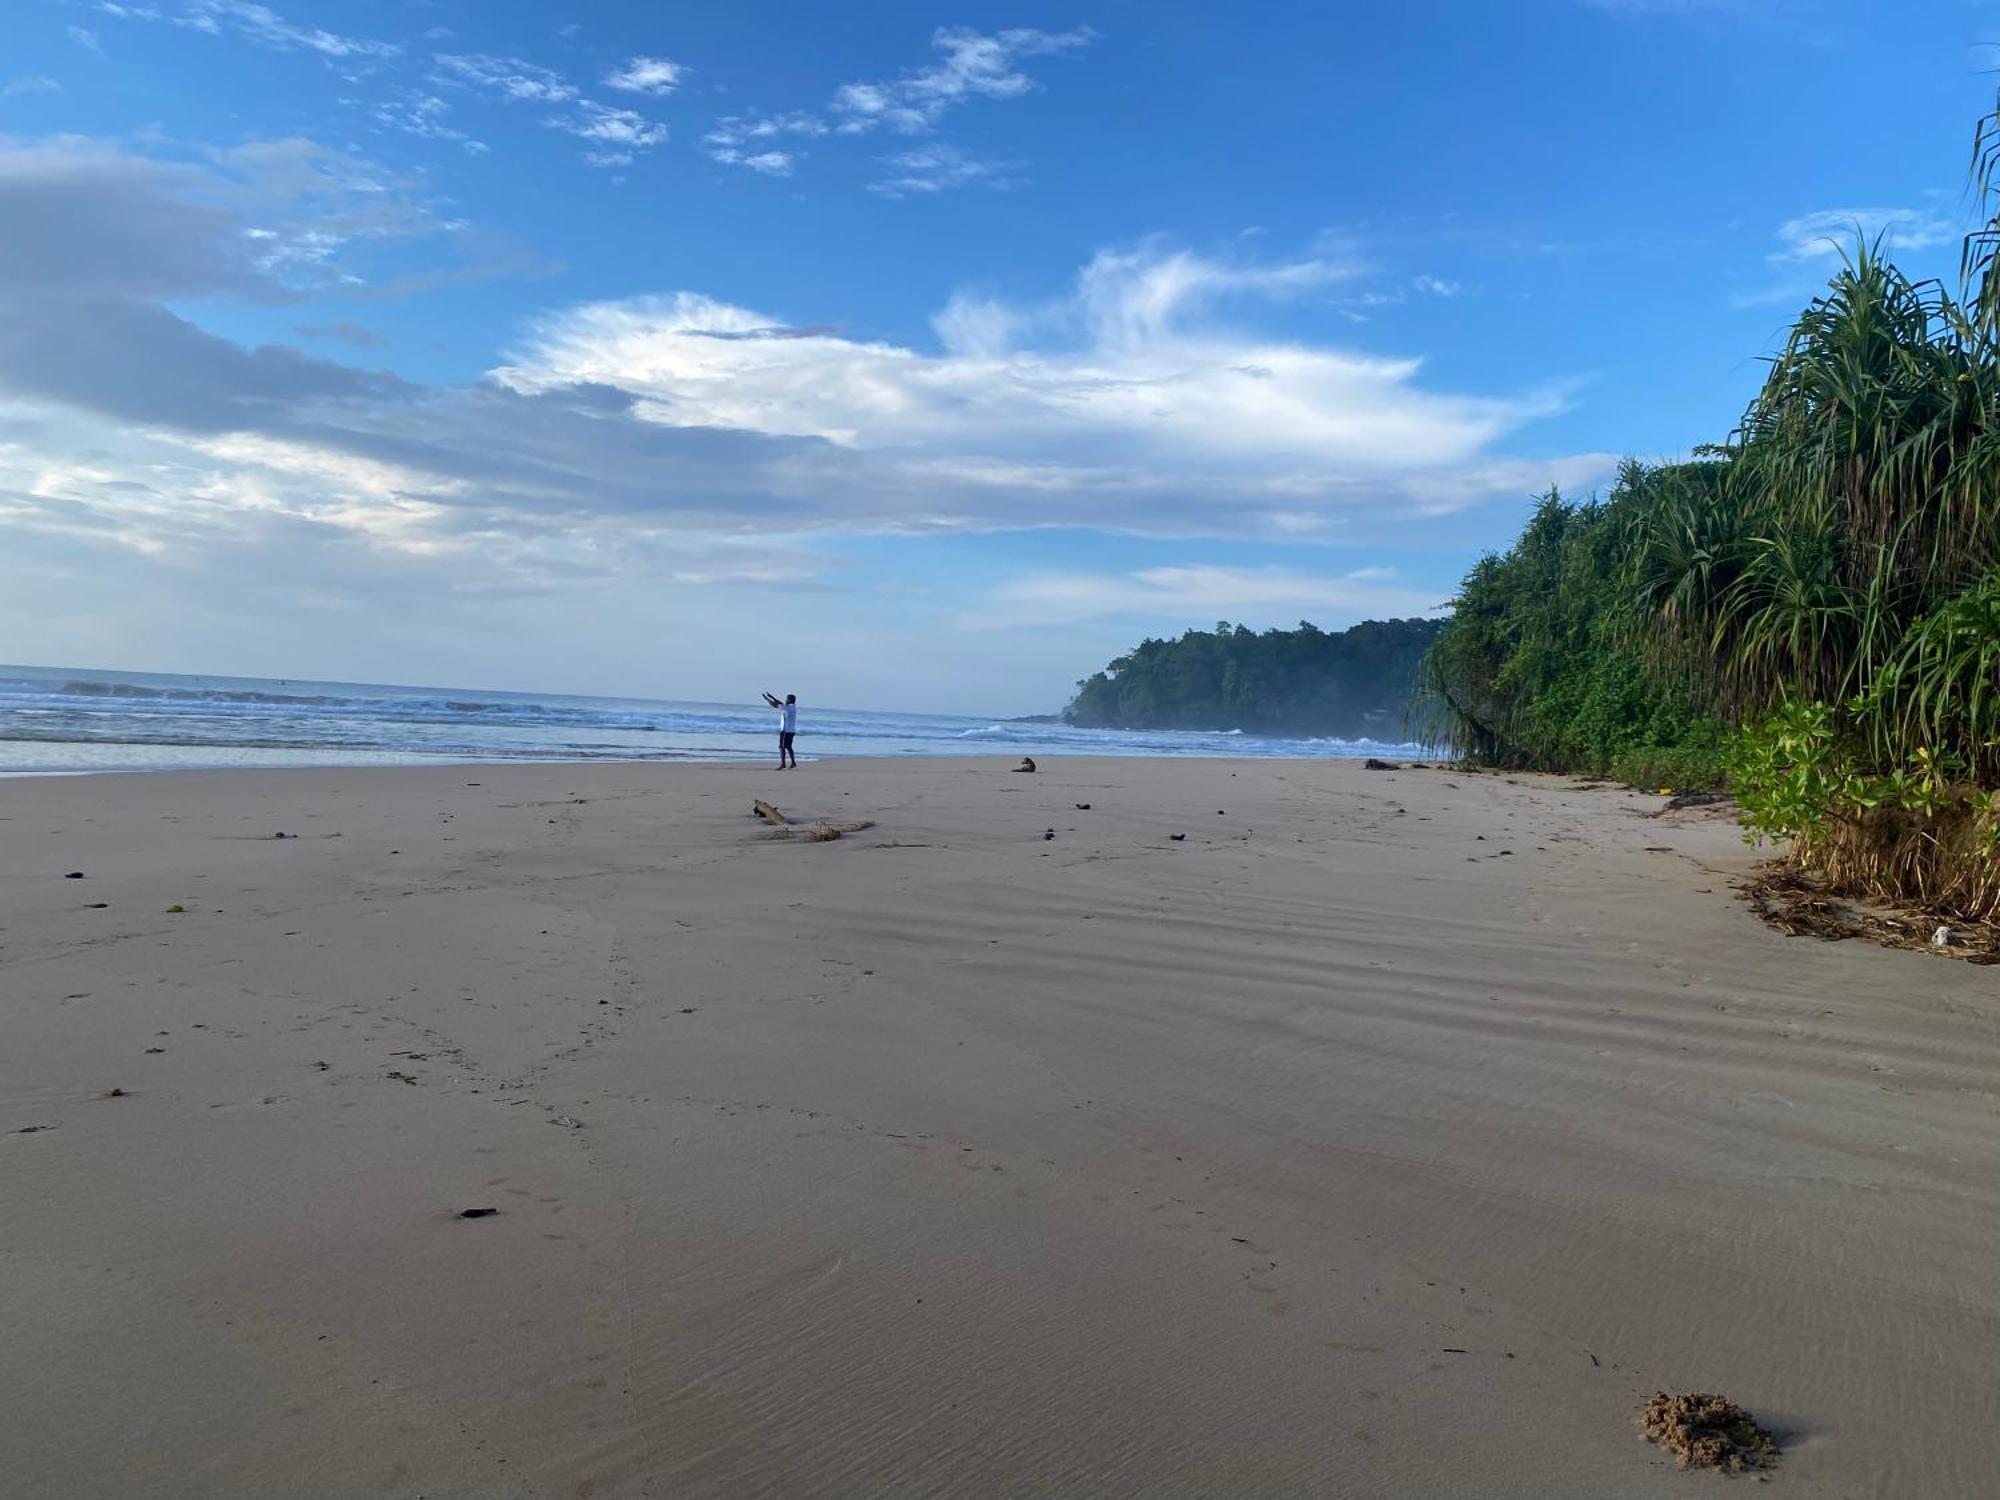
[1,757,1993,1497]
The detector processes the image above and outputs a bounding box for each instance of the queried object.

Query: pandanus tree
[1422,91,2000,792]
[1622,225,2000,780]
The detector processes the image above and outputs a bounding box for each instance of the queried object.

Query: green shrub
[1729,702,2000,919]
[1608,735,1731,794]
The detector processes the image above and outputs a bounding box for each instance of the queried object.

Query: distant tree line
[1065,618,1444,737]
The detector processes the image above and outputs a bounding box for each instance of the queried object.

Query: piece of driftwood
[795,818,877,842]
[757,802,877,842]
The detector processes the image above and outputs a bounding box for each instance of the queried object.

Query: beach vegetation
[1416,97,2000,919]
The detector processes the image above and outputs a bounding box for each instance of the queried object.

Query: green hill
[1066,618,1442,738]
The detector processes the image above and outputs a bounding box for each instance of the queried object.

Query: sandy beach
[1,756,1993,1497]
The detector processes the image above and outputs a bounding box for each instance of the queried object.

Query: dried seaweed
[1740,865,2000,963]
[1640,1391,1779,1474]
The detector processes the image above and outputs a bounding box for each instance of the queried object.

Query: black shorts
[779,731,796,750]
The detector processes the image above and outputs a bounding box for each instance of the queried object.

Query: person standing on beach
[762,691,798,769]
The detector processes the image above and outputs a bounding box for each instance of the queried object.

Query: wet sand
[1,757,1993,1496]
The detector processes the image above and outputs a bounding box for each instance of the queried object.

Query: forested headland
[1065,617,1442,738]
[1415,98,2000,921]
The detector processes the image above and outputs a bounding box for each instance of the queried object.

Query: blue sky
[0,0,1992,713]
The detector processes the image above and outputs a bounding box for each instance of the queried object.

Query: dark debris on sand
[1649,791,1734,816]
[1640,1391,1779,1474]
[1741,865,2000,963]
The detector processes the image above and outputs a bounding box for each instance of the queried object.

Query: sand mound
[1640,1391,1779,1473]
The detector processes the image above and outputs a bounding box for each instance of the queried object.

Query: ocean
[0,664,1427,774]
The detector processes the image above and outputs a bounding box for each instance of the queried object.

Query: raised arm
[761,692,781,709]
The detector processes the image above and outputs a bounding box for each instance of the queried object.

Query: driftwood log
[752,800,875,841]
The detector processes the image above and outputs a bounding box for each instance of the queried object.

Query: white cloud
[706,112,826,171]
[870,145,1008,197]
[69,27,105,53]
[604,56,684,96]
[488,243,1605,531]
[710,27,1090,181]
[554,100,667,150]
[832,26,1093,135]
[1729,202,1962,307]
[434,53,574,104]
[433,53,667,164]
[1332,274,1466,320]
[737,151,795,176]
[1770,205,1955,262]
[0,137,1611,601]
[3,76,64,97]
[370,91,486,154]
[960,564,1444,630]
[182,2,400,60]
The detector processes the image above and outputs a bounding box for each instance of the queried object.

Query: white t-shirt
[779,702,797,734]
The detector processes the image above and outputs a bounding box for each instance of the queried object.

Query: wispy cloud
[707,26,1091,182]
[181,1,400,61]
[1332,274,1465,321]
[831,26,1093,135]
[870,145,1010,198]
[960,565,1442,630]
[433,53,667,166]
[88,8,663,169]
[705,112,826,172]
[2,76,63,97]
[433,53,574,103]
[1768,205,1955,261]
[603,56,684,96]
[368,90,486,154]
[68,27,105,54]
[552,99,667,150]
[733,149,796,176]
[1729,201,1961,307]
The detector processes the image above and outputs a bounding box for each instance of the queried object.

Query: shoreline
[0,742,1434,779]
[3,756,1992,1496]
[0,666,1429,780]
